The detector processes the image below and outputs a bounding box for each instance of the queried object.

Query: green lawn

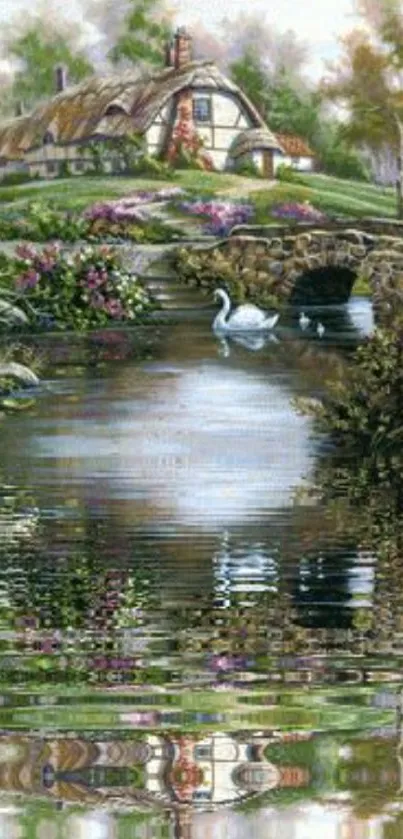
[251,174,398,223]
[0,170,398,222]
[0,171,250,211]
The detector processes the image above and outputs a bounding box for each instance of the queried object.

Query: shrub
[0,193,183,244]
[275,164,305,184]
[167,115,214,171]
[233,158,262,178]
[5,243,151,331]
[130,155,174,179]
[318,141,370,182]
[0,170,38,187]
[296,328,403,456]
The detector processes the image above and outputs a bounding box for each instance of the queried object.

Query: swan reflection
[218,332,280,356]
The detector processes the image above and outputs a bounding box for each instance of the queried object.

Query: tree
[229,49,271,117]
[321,0,403,216]
[0,4,93,110]
[8,28,93,109]
[266,75,323,140]
[107,0,173,68]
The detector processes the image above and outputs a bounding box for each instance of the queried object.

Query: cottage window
[75,161,84,172]
[192,790,212,800]
[194,744,212,759]
[46,161,57,174]
[43,131,55,145]
[193,96,212,124]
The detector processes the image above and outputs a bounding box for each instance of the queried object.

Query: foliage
[130,154,174,179]
[5,22,93,109]
[167,115,215,172]
[1,243,151,331]
[173,246,280,309]
[267,77,323,142]
[0,171,39,187]
[321,2,403,215]
[315,124,371,181]
[233,157,262,178]
[0,195,182,244]
[108,0,172,67]
[229,48,271,117]
[296,328,403,456]
[276,164,305,184]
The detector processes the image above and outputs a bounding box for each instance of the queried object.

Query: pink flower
[104,298,124,319]
[15,243,37,261]
[16,268,41,290]
[86,268,104,289]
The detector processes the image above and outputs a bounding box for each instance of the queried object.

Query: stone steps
[142,273,212,310]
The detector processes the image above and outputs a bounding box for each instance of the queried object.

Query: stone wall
[174,223,403,317]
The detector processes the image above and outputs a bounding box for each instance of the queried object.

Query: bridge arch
[289,266,358,306]
[177,224,403,316]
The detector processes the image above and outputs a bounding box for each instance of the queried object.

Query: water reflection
[0,727,403,837]
[1,301,403,835]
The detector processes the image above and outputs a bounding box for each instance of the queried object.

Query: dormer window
[193,95,212,124]
[43,131,55,146]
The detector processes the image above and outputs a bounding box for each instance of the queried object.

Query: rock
[268,260,284,276]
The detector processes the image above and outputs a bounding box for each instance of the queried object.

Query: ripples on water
[1,298,403,837]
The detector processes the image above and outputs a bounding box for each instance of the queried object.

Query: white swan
[299,311,311,330]
[213,288,280,333]
[317,322,325,338]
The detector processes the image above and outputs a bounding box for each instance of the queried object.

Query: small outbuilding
[226,127,285,177]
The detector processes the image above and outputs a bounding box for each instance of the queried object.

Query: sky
[171,0,362,78]
[0,0,362,80]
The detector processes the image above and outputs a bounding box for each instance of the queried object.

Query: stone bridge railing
[189,218,403,315]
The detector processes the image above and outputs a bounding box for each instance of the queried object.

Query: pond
[1,296,403,838]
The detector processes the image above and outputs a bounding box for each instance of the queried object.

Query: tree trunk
[395,117,403,219]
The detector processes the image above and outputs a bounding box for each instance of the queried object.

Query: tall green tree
[108,0,172,68]
[8,27,93,109]
[229,49,271,117]
[322,0,403,216]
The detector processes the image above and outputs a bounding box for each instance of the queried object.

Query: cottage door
[262,150,273,178]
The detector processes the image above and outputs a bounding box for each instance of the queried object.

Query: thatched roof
[228,128,284,160]
[274,133,316,157]
[0,61,267,160]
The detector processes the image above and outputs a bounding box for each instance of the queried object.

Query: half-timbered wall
[273,149,315,172]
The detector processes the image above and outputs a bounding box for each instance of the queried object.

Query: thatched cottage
[0,28,315,179]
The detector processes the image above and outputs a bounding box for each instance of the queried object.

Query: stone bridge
[184,219,403,317]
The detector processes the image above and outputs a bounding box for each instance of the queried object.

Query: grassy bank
[0,171,397,218]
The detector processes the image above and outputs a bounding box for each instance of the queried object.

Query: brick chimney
[55,65,67,93]
[173,27,192,70]
[165,39,174,68]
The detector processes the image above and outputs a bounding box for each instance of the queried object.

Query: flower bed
[270,201,328,223]
[0,189,187,244]
[178,198,255,236]
[2,243,151,330]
